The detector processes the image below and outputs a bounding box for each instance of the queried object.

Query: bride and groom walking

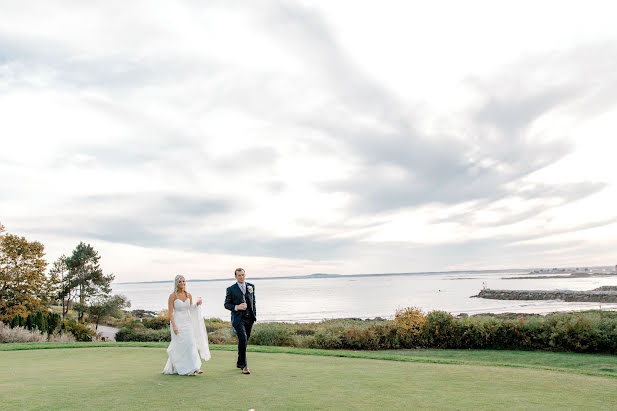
[162,268,256,375]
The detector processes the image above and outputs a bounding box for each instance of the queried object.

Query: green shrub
[105,313,140,328]
[594,318,617,352]
[373,323,400,349]
[60,319,96,342]
[142,316,169,330]
[205,317,225,323]
[457,317,496,349]
[516,316,543,350]
[115,326,171,342]
[250,323,295,347]
[544,314,596,352]
[394,307,425,348]
[422,311,456,348]
[204,318,229,333]
[207,327,237,345]
[336,324,393,350]
[294,334,314,348]
[493,321,522,349]
[115,323,238,344]
[311,327,343,349]
[449,311,617,353]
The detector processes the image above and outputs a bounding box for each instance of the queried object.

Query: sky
[1,0,616,282]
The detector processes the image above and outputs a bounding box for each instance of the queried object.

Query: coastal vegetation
[111,308,617,354]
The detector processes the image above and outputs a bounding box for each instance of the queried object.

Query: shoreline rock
[506,272,617,279]
[473,288,617,303]
[124,309,158,318]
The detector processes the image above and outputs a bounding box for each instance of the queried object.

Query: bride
[163,275,211,375]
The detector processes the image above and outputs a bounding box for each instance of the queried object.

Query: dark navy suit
[224,282,256,368]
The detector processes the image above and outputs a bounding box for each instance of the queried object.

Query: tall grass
[0,322,75,343]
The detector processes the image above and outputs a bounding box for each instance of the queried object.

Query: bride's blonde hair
[174,275,186,296]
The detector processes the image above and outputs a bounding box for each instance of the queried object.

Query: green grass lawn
[2,344,617,410]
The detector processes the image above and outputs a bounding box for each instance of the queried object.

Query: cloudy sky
[1,0,616,282]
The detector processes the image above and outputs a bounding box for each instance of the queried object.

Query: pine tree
[49,256,70,317]
[26,313,34,330]
[34,311,44,332]
[64,243,114,322]
[47,312,60,334]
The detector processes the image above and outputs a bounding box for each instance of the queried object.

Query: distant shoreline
[115,268,532,285]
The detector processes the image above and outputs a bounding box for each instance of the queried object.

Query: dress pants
[234,316,254,368]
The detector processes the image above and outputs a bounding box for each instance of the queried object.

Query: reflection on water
[112,271,617,322]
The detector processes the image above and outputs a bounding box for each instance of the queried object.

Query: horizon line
[113,265,613,285]
[112,265,612,284]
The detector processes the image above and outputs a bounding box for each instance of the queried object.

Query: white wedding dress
[163,298,211,375]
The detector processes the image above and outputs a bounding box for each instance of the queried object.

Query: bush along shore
[113,309,617,354]
[474,287,617,303]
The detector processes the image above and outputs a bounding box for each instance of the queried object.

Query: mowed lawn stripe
[1,348,617,410]
[3,342,617,378]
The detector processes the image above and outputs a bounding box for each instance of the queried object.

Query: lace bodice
[174,298,191,312]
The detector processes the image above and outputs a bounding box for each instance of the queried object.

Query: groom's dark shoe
[236,363,242,368]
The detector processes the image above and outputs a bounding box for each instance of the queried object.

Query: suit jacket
[224,282,256,327]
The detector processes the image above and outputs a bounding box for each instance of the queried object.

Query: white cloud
[1,0,616,281]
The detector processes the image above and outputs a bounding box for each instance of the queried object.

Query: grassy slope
[1,346,617,410]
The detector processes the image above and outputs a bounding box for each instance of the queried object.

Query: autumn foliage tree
[0,227,48,321]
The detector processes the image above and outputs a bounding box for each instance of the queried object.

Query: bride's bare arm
[168,293,178,334]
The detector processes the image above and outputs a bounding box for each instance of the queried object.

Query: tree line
[0,222,129,331]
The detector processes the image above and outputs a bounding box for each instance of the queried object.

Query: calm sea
[112,270,617,322]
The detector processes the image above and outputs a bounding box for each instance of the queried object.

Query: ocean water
[112,270,617,322]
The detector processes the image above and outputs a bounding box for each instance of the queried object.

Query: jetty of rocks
[474,288,617,303]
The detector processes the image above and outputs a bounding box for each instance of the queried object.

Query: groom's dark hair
[234,268,245,276]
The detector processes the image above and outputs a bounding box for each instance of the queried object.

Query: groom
[224,267,256,375]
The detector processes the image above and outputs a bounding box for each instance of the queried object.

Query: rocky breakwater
[474,287,617,303]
